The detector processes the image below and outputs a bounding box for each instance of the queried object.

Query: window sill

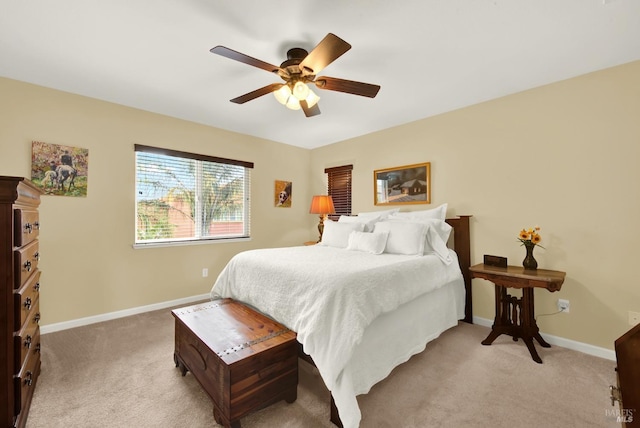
[133,236,251,249]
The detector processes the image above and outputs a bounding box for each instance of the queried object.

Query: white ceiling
[2,1,639,149]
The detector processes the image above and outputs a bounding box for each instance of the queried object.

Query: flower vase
[522,242,538,270]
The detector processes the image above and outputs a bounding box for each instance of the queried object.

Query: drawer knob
[24,335,32,349]
[24,260,32,272]
[24,371,33,387]
[33,221,40,230]
[34,313,41,324]
[24,297,32,310]
[24,223,33,233]
[34,252,40,261]
[35,343,41,353]
[34,282,40,291]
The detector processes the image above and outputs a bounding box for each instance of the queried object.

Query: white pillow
[381,217,452,262]
[388,217,452,243]
[388,203,448,221]
[320,221,365,248]
[423,226,453,264]
[338,215,380,232]
[373,221,427,256]
[357,208,400,219]
[346,231,389,254]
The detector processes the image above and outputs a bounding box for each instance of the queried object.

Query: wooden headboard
[445,215,472,324]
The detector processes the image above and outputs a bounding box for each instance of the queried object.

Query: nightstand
[469,264,566,363]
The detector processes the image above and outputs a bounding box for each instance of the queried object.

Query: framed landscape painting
[374,162,430,205]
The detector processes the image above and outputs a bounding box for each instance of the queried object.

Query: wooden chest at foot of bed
[172,299,298,428]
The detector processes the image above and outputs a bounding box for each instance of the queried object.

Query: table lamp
[309,195,335,242]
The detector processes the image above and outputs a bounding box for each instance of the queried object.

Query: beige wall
[0,78,313,324]
[311,61,640,350]
[3,60,639,350]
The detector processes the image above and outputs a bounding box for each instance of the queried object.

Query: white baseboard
[40,293,211,334]
[473,316,616,361]
[40,300,617,362]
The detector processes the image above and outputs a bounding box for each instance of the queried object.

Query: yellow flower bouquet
[517,226,544,248]
[518,226,543,269]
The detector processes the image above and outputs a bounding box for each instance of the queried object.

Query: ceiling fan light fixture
[273,85,292,105]
[292,81,310,101]
[305,89,320,108]
[273,83,306,110]
[285,96,301,110]
[212,33,380,117]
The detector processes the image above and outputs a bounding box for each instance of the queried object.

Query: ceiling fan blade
[314,76,381,98]
[298,33,351,76]
[300,100,321,117]
[210,46,281,74]
[230,83,284,104]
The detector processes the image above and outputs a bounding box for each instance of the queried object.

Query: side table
[469,264,566,363]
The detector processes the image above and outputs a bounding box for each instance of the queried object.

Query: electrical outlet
[557,299,570,313]
[629,311,640,326]
[202,268,208,278]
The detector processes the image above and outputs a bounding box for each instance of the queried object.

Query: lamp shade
[309,195,335,215]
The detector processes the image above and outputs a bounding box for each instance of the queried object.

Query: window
[325,164,352,220]
[134,145,253,246]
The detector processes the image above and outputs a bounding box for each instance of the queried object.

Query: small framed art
[274,180,292,207]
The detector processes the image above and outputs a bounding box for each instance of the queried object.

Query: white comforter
[210,245,463,428]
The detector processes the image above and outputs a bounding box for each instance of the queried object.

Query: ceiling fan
[210,33,381,117]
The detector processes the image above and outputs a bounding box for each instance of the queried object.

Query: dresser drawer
[14,209,40,247]
[14,344,41,416]
[15,299,41,369]
[2,177,43,428]
[15,270,41,330]
[14,240,40,288]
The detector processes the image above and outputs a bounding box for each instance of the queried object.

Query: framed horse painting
[31,141,89,197]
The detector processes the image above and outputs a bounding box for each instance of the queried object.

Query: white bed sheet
[210,245,465,428]
[337,277,465,425]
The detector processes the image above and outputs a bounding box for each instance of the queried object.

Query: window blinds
[134,145,253,245]
[325,164,352,220]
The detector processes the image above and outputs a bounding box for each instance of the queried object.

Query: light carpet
[26,305,618,427]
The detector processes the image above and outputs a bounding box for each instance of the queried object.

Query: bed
[210,211,472,428]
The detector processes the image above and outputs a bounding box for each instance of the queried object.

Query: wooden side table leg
[482,285,508,345]
[480,285,513,345]
[533,332,551,348]
[521,288,544,363]
[481,329,502,346]
[522,337,543,364]
[510,295,520,342]
[499,286,510,325]
[522,288,551,349]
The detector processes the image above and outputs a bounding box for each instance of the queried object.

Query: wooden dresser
[1,176,43,428]
[611,323,640,427]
